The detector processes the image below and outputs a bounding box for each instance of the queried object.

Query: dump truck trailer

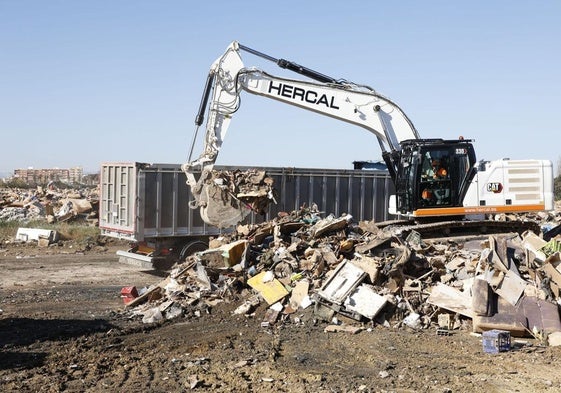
[99,162,394,268]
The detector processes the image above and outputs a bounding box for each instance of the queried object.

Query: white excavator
[182,41,554,230]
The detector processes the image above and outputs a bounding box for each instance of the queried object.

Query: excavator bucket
[197,181,251,229]
[189,168,276,229]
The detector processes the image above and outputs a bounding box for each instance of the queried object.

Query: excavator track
[376,219,541,240]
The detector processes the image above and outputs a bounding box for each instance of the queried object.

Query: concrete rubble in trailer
[121,200,561,347]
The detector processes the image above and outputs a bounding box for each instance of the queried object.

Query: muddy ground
[1,241,561,393]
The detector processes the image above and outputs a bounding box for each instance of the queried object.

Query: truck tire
[178,240,208,261]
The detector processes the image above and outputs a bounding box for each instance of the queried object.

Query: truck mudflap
[116,250,174,270]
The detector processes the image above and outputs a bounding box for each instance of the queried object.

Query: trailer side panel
[100,163,393,242]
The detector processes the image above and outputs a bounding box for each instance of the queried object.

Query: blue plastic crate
[482,329,511,353]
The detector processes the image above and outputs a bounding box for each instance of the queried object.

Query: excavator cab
[394,139,477,216]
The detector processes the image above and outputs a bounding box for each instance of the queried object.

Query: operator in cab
[423,158,448,180]
[431,159,448,179]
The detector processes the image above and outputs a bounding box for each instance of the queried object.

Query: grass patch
[0,220,100,243]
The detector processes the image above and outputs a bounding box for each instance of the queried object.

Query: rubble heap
[125,203,561,345]
[0,186,99,224]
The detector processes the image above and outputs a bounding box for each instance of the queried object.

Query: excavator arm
[182,41,420,227]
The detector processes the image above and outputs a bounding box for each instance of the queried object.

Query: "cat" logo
[486,182,503,193]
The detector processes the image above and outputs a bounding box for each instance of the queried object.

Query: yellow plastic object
[247,271,289,305]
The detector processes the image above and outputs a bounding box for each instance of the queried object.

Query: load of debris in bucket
[191,168,277,228]
[0,186,98,224]
[123,202,561,345]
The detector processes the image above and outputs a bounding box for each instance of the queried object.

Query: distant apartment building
[13,167,83,185]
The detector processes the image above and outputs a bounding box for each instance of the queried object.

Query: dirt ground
[2,241,561,393]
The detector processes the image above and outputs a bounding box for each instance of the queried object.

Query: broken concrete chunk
[437,313,453,330]
[350,255,380,284]
[403,312,422,329]
[319,247,339,266]
[289,280,310,310]
[547,331,561,347]
[65,198,93,214]
[234,296,261,315]
[445,257,466,272]
[357,220,380,234]
[521,231,548,262]
[142,307,164,324]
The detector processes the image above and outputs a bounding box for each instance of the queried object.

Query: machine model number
[486,182,503,193]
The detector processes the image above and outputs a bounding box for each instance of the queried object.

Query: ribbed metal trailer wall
[100,163,394,243]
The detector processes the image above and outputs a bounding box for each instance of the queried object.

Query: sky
[1,1,560,176]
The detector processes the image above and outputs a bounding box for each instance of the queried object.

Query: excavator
[182,41,554,231]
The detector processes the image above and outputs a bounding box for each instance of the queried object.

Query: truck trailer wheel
[178,240,208,262]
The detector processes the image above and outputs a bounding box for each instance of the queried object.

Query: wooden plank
[427,282,474,318]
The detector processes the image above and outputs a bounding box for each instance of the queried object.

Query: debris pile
[124,203,561,345]
[0,186,99,225]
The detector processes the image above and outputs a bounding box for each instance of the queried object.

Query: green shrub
[2,178,32,189]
